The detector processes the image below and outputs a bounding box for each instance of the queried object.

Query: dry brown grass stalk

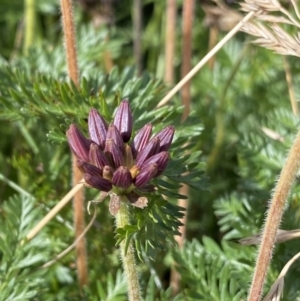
[164,0,176,84]
[239,229,300,245]
[60,0,88,289]
[241,21,300,56]
[262,251,300,301]
[41,204,97,269]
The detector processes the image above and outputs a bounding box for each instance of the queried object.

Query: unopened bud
[131,124,152,158]
[67,124,91,161]
[111,166,133,189]
[153,126,175,152]
[89,143,110,169]
[106,124,124,152]
[104,139,124,168]
[83,173,112,192]
[88,109,108,149]
[136,137,160,167]
[141,151,169,176]
[113,99,133,143]
[77,159,102,177]
[135,163,158,188]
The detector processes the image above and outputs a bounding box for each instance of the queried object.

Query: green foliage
[85,270,127,301]
[2,1,300,300]
[0,196,50,300]
[172,238,253,300]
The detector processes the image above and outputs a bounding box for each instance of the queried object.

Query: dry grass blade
[41,204,97,269]
[261,127,284,142]
[262,251,300,301]
[241,21,300,57]
[255,15,293,25]
[241,0,300,28]
[262,277,284,301]
[240,0,280,13]
[239,229,300,245]
[156,11,255,108]
[291,0,300,20]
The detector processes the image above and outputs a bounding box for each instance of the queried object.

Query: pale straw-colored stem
[41,205,97,269]
[115,199,141,301]
[156,11,255,108]
[248,131,300,301]
[262,251,300,301]
[284,57,298,115]
[26,182,84,241]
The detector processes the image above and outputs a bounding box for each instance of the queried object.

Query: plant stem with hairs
[248,131,300,301]
[116,198,142,301]
[164,0,176,84]
[60,0,88,289]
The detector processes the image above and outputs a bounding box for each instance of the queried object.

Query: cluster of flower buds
[66,100,174,207]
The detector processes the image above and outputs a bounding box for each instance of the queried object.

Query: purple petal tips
[104,139,124,168]
[83,173,112,192]
[131,123,152,158]
[136,137,160,167]
[153,126,175,152]
[88,108,108,149]
[67,124,91,161]
[77,159,102,177]
[106,124,125,152]
[89,143,110,169]
[111,166,133,189]
[113,99,133,143]
[135,163,158,188]
[141,151,169,176]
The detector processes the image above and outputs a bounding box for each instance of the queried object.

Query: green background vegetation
[1,0,300,300]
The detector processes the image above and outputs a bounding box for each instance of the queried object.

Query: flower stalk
[115,197,142,301]
[248,130,300,301]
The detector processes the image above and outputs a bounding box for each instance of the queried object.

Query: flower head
[66,100,174,211]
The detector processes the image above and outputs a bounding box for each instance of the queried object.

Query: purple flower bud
[111,166,133,189]
[141,151,169,176]
[77,159,102,177]
[135,163,158,188]
[89,143,110,169]
[153,126,175,152]
[124,144,134,168]
[131,124,152,158]
[136,137,160,167]
[88,109,108,149]
[106,124,124,153]
[83,173,112,192]
[113,99,133,143]
[67,124,91,161]
[104,139,124,168]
